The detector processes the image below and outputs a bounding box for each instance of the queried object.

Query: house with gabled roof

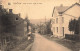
[0,4,31,51]
[51,3,80,37]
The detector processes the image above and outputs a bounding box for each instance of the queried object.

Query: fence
[65,34,80,42]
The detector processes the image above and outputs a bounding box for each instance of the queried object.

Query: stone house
[51,3,80,37]
[0,5,29,51]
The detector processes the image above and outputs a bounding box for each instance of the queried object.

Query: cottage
[1,9,28,36]
[0,5,29,51]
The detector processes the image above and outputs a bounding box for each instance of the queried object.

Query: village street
[30,33,72,51]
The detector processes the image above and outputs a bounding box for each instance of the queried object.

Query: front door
[62,27,64,36]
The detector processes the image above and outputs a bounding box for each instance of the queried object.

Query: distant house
[51,3,80,37]
[1,9,28,36]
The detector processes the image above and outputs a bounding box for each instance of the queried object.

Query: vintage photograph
[0,0,80,51]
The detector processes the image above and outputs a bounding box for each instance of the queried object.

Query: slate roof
[63,3,80,13]
[52,5,69,17]
[55,6,69,14]
[52,3,80,17]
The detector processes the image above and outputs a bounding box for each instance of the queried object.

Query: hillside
[30,19,50,24]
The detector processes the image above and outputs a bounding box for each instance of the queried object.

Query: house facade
[51,3,80,37]
[2,9,28,36]
[0,5,30,51]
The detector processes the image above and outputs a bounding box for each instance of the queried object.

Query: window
[24,21,27,24]
[62,17,64,23]
[56,27,58,33]
[16,18,18,20]
[24,27,27,31]
[54,19,55,24]
[56,18,58,23]
[51,19,55,24]
[8,3,11,5]
[9,9,12,13]
[62,27,64,36]
[53,27,55,32]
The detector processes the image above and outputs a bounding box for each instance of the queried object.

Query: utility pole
[40,22,41,34]
[79,17,80,35]
[79,0,80,3]
[0,0,2,5]
[45,16,46,24]
[45,16,47,34]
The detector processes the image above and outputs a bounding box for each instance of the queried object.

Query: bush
[65,34,80,42]
[69,18,80,34]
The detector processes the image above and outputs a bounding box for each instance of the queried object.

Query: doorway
[62,27,64,36]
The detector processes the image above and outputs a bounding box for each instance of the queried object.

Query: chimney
[18,13,20,17]
[9,9,13,13]
[60,4,63,7]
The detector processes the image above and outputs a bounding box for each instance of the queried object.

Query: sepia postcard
[0,0,80,51]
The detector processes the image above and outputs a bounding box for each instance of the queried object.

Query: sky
[1,0,79,19]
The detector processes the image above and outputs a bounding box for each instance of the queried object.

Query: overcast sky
[1,0,79,19]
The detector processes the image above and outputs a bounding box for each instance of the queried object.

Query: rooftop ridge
[63,3,80,13]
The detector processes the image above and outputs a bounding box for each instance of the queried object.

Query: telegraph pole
[79,17,80,35]
[0,0,2,5]
[40,22,41,34]
[45,16,46,23]
[45,16,47,34]
[79,0,80,3]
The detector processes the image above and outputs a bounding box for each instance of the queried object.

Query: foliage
[37,20,52,35]
[46,20,52,34]
[69,19,76,32]
[31,24,36,33]
[37,24,45,34]
[69,18,80,34]
[25,17,30,33]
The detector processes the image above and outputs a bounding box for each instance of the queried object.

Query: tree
[69,19,75,34]
[36,23,45,34]
[69,18,79,34]
[30,24,36,33]
[77,17,80,34]
[37,20,53,35]
[0,6,12,51]
[25,17,30,33]
[46,20,52,34]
